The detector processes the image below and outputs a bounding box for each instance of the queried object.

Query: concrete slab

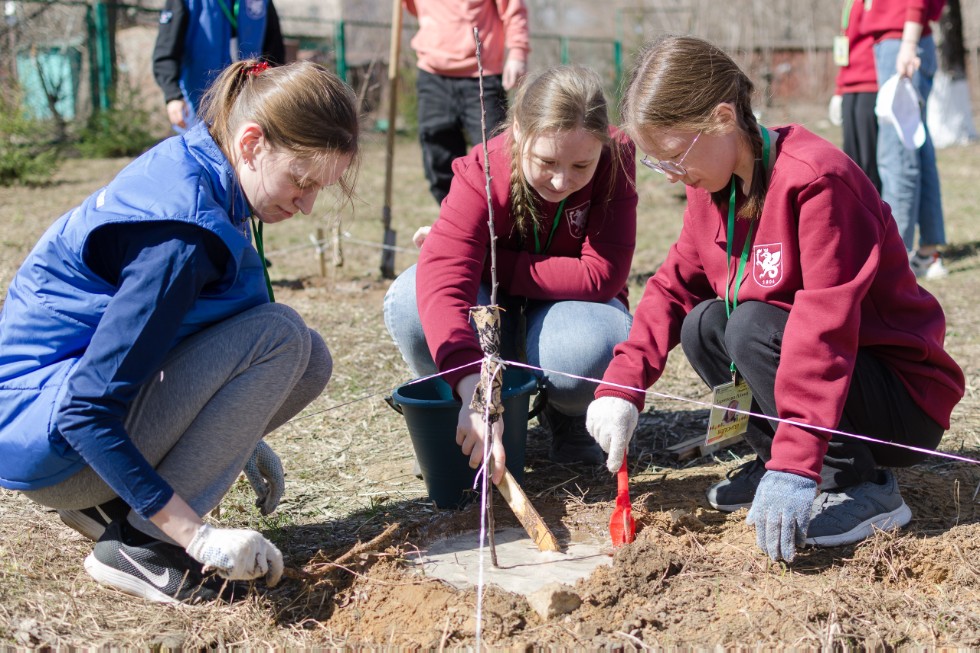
[408,527,613,596]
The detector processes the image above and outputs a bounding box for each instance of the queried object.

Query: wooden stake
[315,227,327,278]
[492,462,560,552]
[332,221,344,268]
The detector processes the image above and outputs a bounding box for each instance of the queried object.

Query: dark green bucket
[389,368,538,509]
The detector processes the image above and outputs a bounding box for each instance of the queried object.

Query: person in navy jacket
[152,0,285,131]
[0,59,359,603]
[586,36,963,563]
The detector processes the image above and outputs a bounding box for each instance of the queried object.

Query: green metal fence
[3,0,155,118]
[4,1,979,126]
[282,17,623,125]
[3,4,621,123]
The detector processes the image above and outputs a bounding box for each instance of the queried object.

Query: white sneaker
[910,251,949,279]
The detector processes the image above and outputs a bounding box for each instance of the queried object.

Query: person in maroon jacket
[384,65,637,477]
[586,36,964,562]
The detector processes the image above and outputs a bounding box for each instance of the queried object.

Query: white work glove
[828,94,843,126]
[244,440,284,515]
[186,523,284,586]
[586,396,639,474]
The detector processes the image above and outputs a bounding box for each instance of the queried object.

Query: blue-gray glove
[746,470,817,562]
[243,440,284,516]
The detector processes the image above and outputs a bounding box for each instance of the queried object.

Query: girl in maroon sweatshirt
[586,36,963,562]
[384,65,637,481]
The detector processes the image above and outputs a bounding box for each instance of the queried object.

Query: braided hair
[505,65,617,238]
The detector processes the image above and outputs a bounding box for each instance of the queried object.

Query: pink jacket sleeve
[496,0,530,62]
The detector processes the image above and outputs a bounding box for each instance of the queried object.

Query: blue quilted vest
[181,0,268,111]
[0,123,269,489]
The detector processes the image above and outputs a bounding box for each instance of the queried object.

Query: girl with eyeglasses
[586,36,963,563]
[384,65,637,485]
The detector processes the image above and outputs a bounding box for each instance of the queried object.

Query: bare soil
[1,111,979,648]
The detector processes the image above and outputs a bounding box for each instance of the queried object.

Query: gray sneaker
[805,469,911,547]
[706,457,766,512]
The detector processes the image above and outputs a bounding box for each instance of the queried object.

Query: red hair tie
[246,61,270,77]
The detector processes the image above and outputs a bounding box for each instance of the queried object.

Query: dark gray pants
[25,303,331,542]
[416,68,508,205]
[842,91,881,193]
[680,299,943,488]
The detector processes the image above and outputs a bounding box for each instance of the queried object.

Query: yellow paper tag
[706,380,752,446]
[833,35,850,67]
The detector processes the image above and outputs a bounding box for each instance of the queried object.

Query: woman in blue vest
[0,59,359,604]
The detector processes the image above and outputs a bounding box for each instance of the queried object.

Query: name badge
[706,379,753,446]
[230,36,240,62]
[833,35,850,67]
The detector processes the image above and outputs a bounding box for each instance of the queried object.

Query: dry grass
[2,103,980,647]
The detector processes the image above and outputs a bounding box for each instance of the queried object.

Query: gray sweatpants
[25,303,331,542]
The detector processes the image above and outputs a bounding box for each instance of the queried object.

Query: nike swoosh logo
[119,549,172,589]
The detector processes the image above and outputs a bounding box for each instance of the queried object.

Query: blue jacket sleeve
[56,221,229,519]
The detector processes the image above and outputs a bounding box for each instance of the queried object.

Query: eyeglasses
[640,131,702,176]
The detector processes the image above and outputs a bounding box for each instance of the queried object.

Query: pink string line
[499,358,980,467]
[294,356,977,467]
[288,360,483,422]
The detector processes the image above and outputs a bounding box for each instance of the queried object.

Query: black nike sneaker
[84,520,245,604]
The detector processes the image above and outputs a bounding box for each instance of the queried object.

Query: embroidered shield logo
[753,243,782,287]
[564,201,590,238]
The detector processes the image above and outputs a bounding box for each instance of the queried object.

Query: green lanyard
[724,126,770,375]
[217,0,239,29]
[533,198,566,254]
[250,215,276,302]
[840,0,855,31]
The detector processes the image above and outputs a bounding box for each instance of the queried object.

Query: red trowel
[609,454,635,546]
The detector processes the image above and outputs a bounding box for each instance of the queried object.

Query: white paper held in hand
[875,74,926,150]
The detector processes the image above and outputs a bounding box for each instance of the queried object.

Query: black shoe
[706,457,767,512]
[541,405,605,466]
[58,497,131,541]
[84,520,245,604]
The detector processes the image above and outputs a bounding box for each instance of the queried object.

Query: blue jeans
[874,36,946,251]
[383,264,633,416]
